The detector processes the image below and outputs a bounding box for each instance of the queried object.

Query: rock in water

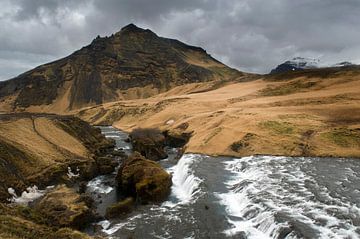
[105,197,135,219]
[129,128,168,161]
[34,185,96,229]
[116,152,172,203]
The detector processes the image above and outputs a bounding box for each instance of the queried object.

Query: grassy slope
[0,203,92,239]
[0,113,112,201]
[77,67,360,158]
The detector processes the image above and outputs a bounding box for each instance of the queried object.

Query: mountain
[0,24,241,112]
[270,57,320,74]
[332,61,355,67]
[270,57,356,74]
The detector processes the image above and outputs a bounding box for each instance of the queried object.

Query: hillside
[78,66,360,158]
[0,24,241,112]
[0,113,115,202]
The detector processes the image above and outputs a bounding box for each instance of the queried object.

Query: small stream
[87,126,360,239]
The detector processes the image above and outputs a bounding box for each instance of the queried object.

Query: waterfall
[169,154,203,204]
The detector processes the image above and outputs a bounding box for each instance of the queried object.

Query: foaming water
[8,185,54,205]
[169,154,204,203]
[91,127,360,239]
[87,176,114,194]
[101,154,205,237]
[217,156,360,239]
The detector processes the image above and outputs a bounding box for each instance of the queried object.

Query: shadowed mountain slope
[0,24,241,112]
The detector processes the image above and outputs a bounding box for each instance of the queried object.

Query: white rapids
[168,154,204,203]
[93,127,360,239]
[100,154,204,235]
[217,155,360,239]
[8,185,54,205]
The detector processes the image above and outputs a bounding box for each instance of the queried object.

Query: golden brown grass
[75,69,360,158]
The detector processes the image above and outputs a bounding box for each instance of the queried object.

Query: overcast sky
[1,0,360,81]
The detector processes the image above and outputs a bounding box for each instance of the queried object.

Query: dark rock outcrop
[163,129,192,148]
[116,152,172,204]
[129,128,168,161]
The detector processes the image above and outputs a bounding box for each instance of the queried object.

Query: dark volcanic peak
[120,23,151,33]
[0,24,240,112]
[121,23,141,31]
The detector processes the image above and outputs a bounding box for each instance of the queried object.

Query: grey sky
[1,0,360,80]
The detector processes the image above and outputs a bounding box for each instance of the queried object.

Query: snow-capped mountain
[270,57,321,74]
[270,57,355,74]
[332,61,355,67]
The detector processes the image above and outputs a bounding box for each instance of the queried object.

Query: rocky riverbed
[88,127,360,239]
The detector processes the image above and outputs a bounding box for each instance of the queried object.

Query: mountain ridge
[0,24,242,112]
[270,57,357,74]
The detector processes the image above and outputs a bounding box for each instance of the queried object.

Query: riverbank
[0,113,119,239]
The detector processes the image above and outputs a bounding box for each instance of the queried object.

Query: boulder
[130,128,168,161]
[95,156,118,175]
[116,152,172,203]
[105,197,134,219]
[163,129,191,148]
[34,185,95,229]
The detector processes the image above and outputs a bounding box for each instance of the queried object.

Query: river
[87,126,360,239]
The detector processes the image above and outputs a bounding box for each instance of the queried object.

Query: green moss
[117,153,172,203]
[0,204,92,239]
[231,133,255,152]
[321,128,360,147]
[105,197,134,219]
[260,121,294,135]
[261,81,317,96]
[14,205,47,225]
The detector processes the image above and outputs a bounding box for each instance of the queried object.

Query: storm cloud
[1,0,360,80]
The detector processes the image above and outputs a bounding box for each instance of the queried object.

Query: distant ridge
[270,57,356,74]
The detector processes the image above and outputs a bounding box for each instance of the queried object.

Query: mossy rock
[130,128,168,161]
[34,185,95,229]
[116,152,172,203]
[163,129,191,148]
[95,156,118,175]
[0,203,92,239]
[105,197,134,219]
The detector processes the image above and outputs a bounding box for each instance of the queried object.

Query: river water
[87,127,360,239]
